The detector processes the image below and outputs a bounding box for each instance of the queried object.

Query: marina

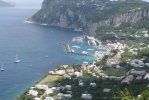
[63,44,94,57]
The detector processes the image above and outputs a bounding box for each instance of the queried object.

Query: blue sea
[0,8,94,100]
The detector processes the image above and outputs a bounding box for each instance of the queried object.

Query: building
[129,69,146,76]
[35,84,49,90]
[90,83,96,87]
[121,75,134,85]
[144,73,149,80]
[45,97,54,100]
[81,93,92,100]
[28,89,38,96]
[130,59,144,68]
[103,88,111,93]
[45,88,53,95]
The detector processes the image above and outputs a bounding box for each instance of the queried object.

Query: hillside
[28,0,149,37]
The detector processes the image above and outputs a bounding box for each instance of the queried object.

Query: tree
[139,89,149,100]
[116,88,136,100]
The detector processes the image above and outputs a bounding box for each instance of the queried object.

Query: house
[28,89,38,96]
[79,80,84,86]
[144,33,149,38]
[45,97,54,100]
[145,63,149,67]
[35,97,41,100]
[55,70,66,75]
[74,71,82,77]
[61,65,69,68]
[121,75,134,85]
[81,93,92,100]
[45,88,53,95]
[64,74,71,79]
[65,85,71,90]
[90,83,96,87]
[88,65,96,69]
[57,93,64,99]
[83,62,89,66]
[64,94,72,98]
[130,59,144,68]
[144,73,149,80]
[136,76,142,80]
[66,69,74,73]
[129,69,146,76]
[81,64,88,71]
[103,88,111,93]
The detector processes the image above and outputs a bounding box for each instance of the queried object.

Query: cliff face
[29,0,149,35]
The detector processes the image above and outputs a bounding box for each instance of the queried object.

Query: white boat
[71,49,75,52]
[87,49,94,51]
[15,54,21,63]
[1,64,5,71]
[72,45,81,49]
[82,51,88,54]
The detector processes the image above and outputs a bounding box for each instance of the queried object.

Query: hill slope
[28,0,149,35]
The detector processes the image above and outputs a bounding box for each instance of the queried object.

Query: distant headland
[0,0,15,7]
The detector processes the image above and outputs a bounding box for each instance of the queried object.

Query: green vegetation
[103,68,127,77]
[118,88,149,100]
[16,92,33,100]
[121,49,136,62]
[30,0,149,38]
[56,77,149,100]
[39,75,63,86]
[138,48,149,57]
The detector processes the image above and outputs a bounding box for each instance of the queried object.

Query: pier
[61,43,94,57]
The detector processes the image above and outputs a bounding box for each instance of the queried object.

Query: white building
[103,88,111,93]
[45,88,53,95]
[65,85,71,90]
[81,94,92,100]
[45,97,54,100]
[90,83,96,87]
[35,97,41,100]
[28,90,38,96]
[144,74,149,80]
[35,84,49,90]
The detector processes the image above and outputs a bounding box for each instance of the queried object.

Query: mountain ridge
[28,0,149,36]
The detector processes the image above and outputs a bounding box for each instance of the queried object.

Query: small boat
[1,64,5,71]
[82,51,88,55]
[87,49,94,51]
[15,54,21,63]
[72,45,81,49]
[71,49,75,52]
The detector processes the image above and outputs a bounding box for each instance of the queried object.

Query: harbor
[63,44,94,57]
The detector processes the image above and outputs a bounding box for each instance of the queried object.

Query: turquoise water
[0,8,94,100]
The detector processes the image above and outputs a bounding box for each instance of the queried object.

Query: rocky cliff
[28,0,149,35]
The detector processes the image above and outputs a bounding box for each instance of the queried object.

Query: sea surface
[0,8,94,100]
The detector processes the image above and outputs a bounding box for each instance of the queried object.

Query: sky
[3,0,149,9]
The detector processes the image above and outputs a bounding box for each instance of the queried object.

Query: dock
[61,43,94,57]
